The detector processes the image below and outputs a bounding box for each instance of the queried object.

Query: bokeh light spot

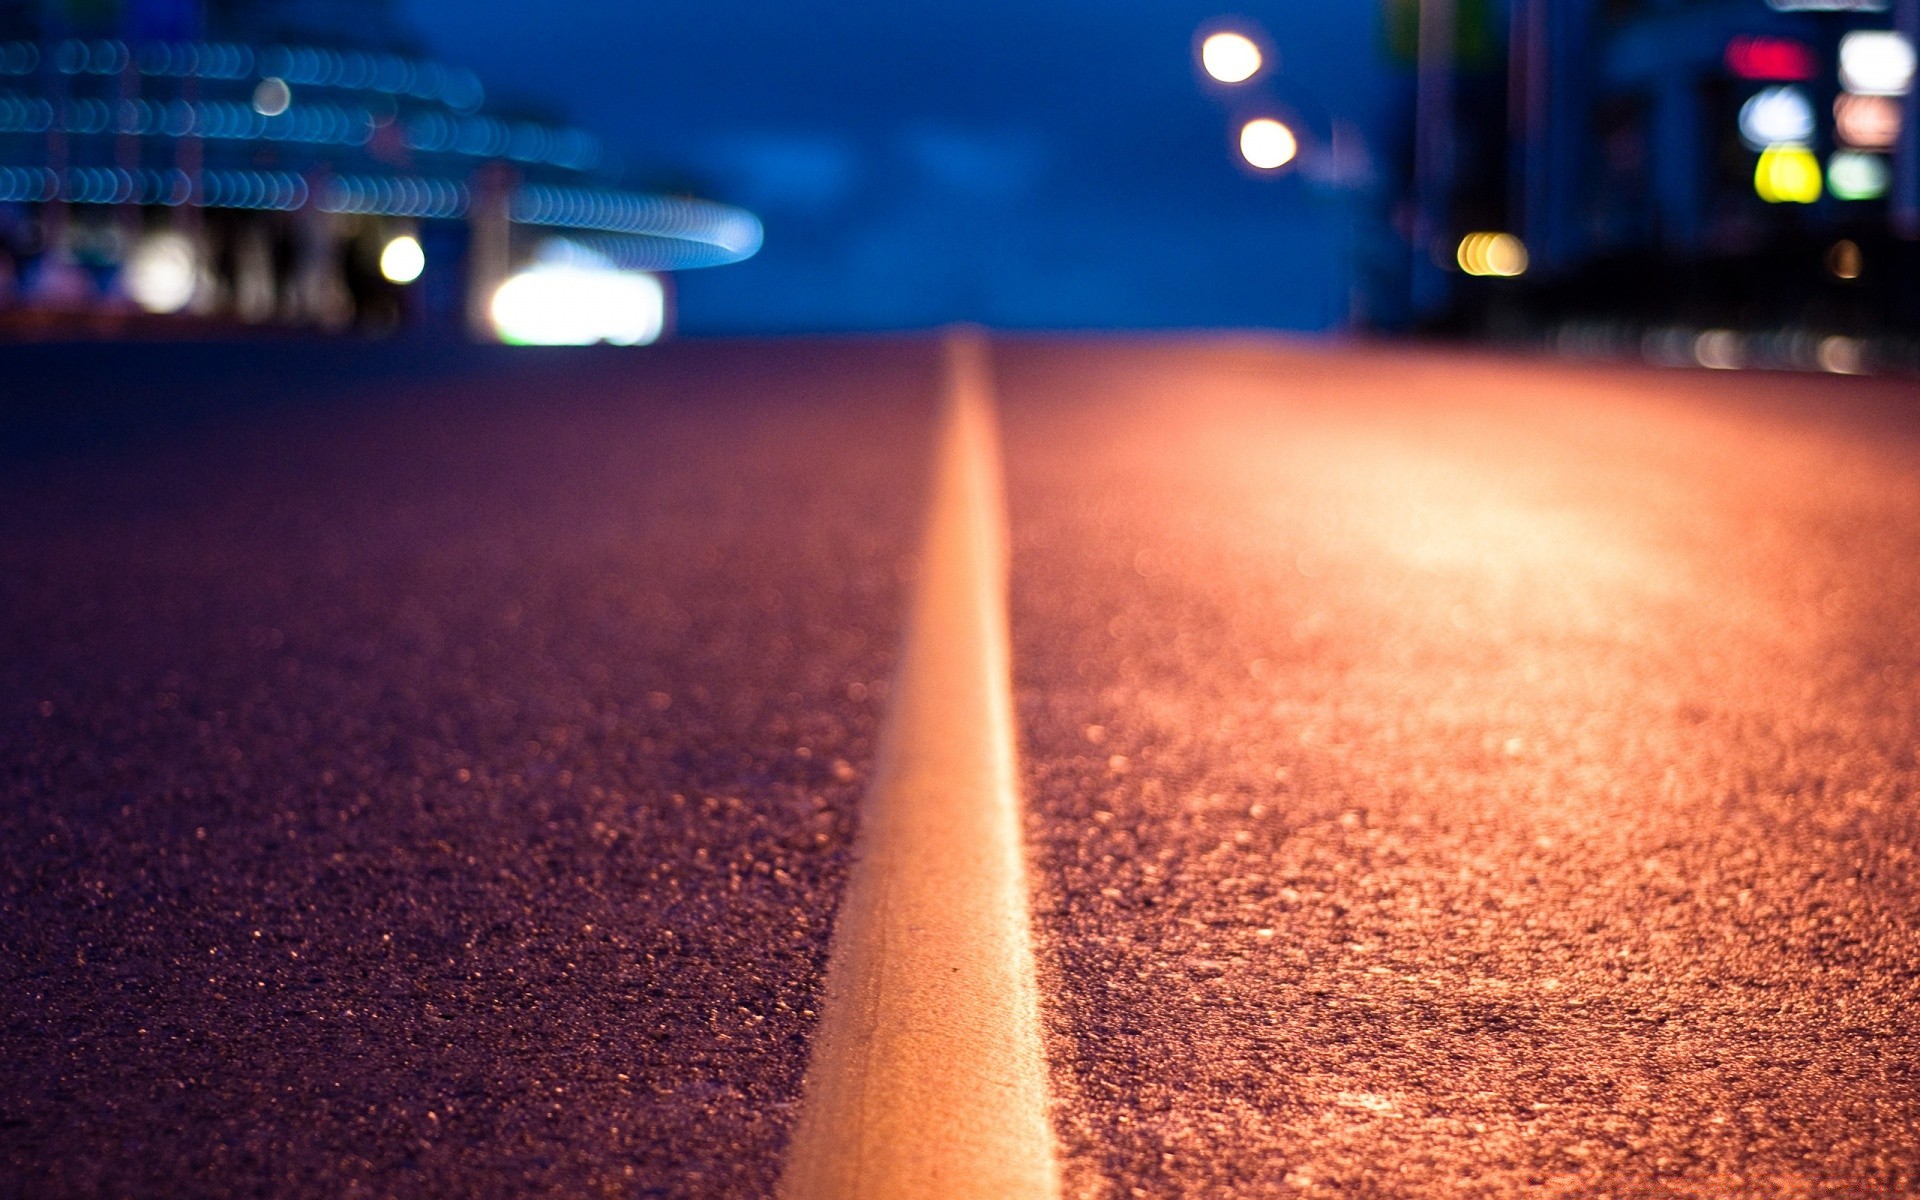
[1238,118,1297,170]
[1201,32,1263,84]
[378,234,425,284]
[1754,144,1821,203]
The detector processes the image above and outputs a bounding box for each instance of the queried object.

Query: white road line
[779,330,1059,1200]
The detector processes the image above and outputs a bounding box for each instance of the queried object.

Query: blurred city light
[1693,329,1745,369]
[1839,30,1916,96]
[1725,35,1818,81]
[1456,232,1528,277]
[0,28,758,336]
[1754,144,1822,202]
[1826,238,1864,279]
[1819,334,1869,374]
[1834,93,1902,148]
[251,76,291,117]
[1200,32,1263,84]
[1828,150,1892,199]
[378,235,426,284]
[1738,86,1816,150]
[1238,118,1297,170]
[490,243,665,345]
[124,231,197,314]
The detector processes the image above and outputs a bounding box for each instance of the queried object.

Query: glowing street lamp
[1201,31,1263,84]
[379,234,426,284]
[1239,118,1298,170]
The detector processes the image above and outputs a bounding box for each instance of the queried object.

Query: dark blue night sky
[398,1,1399,334]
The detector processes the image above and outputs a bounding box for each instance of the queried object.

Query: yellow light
[1754,144,1822,203]
[1456,232,1528,277]
[1239,118,1297,170]
[1201,32,1263,84]
[379,235,425,284]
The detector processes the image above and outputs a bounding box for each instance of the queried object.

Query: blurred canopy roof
[3,0,421,51]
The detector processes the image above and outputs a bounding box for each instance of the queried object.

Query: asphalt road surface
[4,337,1918,1198]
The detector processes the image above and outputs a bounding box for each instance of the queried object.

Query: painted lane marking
[779,331,1059,1200]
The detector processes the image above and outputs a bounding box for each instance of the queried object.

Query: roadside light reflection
[1692,330,1744,370]
[1819,335,1868,375]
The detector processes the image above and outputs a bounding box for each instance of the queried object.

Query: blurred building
[1409,0,1918,364]
[0,0,762,340]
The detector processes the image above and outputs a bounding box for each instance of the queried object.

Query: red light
[1726,36,1817,82]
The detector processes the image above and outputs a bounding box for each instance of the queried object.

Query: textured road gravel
[7,338,1920,1199]
[0,340,934,1198]
[1000,341,1920,1199]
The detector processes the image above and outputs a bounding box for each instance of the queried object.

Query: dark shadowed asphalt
[0,341,933,1197]
[4,336,1920,1198]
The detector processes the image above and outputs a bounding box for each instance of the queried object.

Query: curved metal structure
[0,36,763,272]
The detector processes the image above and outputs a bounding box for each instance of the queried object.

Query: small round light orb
[379,234,425,284]
[1239,118,1298,170]
[1201,32,1263,84]
[125,231,197,314]
[1754,144,1822,204]
[1456,231,1529,277]
[1827,238,1863,280]
[252,76,291,117]
[1828,149,1891,200]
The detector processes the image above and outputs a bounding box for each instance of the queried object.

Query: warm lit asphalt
[4,337,1920,1197]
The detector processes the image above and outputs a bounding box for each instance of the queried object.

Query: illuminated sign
[1738,86,1816,150]
[1755,144,1822,203]
[1765,0,1886,11]
[1839,31,1916,96]
[1828,151,1891,200]
[1835,93,1901,149]
[1725,36,1817,81]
